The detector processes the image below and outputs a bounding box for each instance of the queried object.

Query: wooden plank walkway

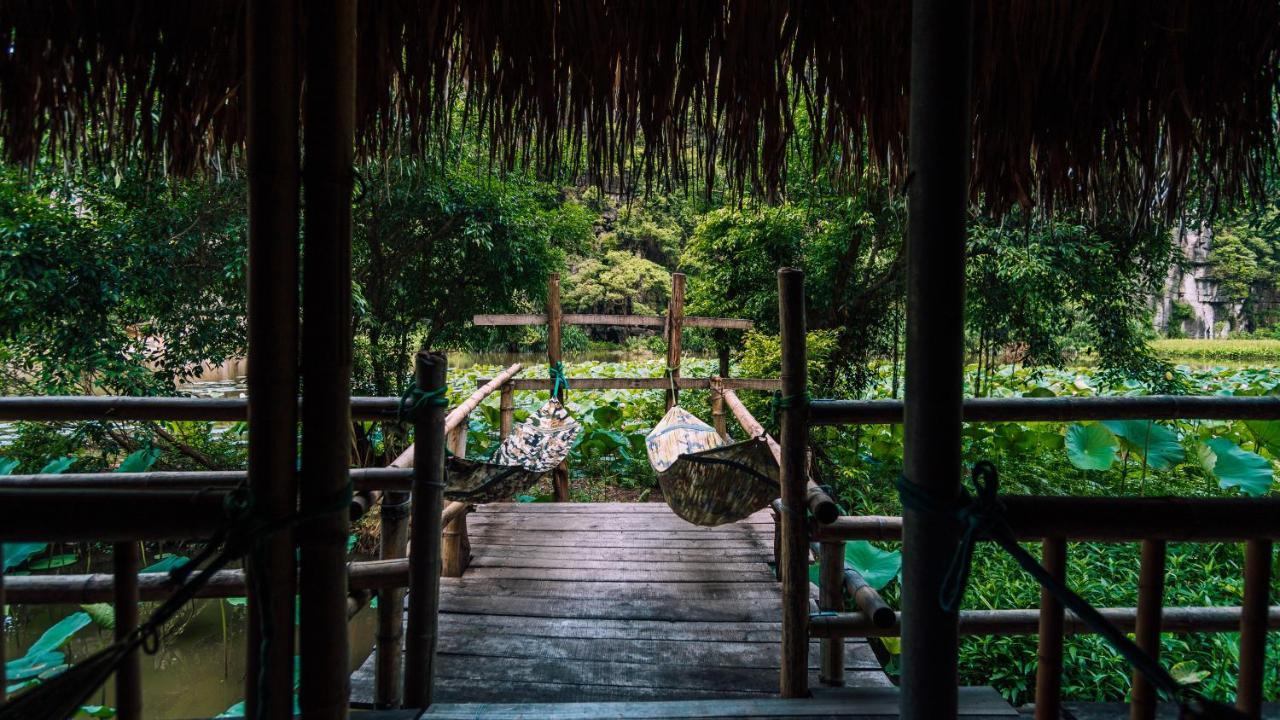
[351,502,893,705]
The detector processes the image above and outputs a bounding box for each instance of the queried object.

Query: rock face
[1153,225,1242,338]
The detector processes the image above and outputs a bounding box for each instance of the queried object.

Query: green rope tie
[398,384,449,424]
[663,365,680,396]
[769,390,811,425]
[549,361,570,398]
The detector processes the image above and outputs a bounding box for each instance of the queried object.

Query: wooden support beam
[809,605,1280,638]
[1130,540,1166,720]
[813,499,1280,542]
[900,0,973,716]
[0,489,231,541]
[1033,538,1066,720]
[1237,539,1273,719]
[243,0,300,713]
[113,542,142,720]
[442,427,472,578]
[0,547,5,704]
[818,542,846,686]
[404,352,448,708]
[665,273,686,410]
[777,268,809,699]
[548,274,569,502]
[375,492,410,709]
[472,313,752,330]
[710,378,728,440]
[499,383,515,439]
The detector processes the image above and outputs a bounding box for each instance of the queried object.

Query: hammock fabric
[445,399,580,503]
[646,406,779,527]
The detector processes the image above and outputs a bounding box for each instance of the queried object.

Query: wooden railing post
[778,268,809,698]
[113,542,142,720]
[819,541,846,686]
[404,351,448,708]
[374,491,410,708]
[442,419,471,578]
[1130,539,1166,720]
[548,273,569,502]
[0,545,4,704]
[1237,539,1273,719]
[665,273,685,410]
[1033,538,1066,720]
[710,377,728,440]
[499,382,515,440]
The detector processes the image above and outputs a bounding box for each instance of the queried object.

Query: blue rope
[549,362,570,397]
[896,462,1245,719]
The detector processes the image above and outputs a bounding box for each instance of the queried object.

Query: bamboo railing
[774,269,1279,720]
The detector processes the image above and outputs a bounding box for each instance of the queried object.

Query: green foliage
[1064,423,1118,471]
[563,251,670,316]
[1151,338,1280,362]
[1206,202,1280,330]
[6,611,92,693]
[1099,420,1184,471]
[1201,437,1273,496]
[843,541,901,591]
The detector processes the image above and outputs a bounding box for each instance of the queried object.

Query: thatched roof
[1,1,1277,215]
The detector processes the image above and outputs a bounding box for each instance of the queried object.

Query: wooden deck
[351,502,894,705]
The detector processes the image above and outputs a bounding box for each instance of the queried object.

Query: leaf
[844,541,902,591]
[1169,661,1209,685]
[3,542,48,572]
[1244,420,1280,456]
[225,597,247,607]
[28,553,79,570]
[880,636,902,655]
[38,457,75,474]
[77,707,117,719]
[1100,420,1184,471]
[1064,423,1118,471]
[141,555,189,574]
[80,603,116,630]
[0,458,19,475]
[27,611,92,656]
[115,448,160,473]
[1204,437,1274,497]
[1022,386,1055,398]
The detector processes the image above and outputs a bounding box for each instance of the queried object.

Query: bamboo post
[1237,539,1272,719]
[665,273,686,410]
[442,421,471,577]
[404,352,448,708]
[548,274,569,502]
[1130,540,1166,720]
[899,0,972,716]
[842,568,896,628]
[499,382,515,440]
[710,377,728,440]
[244,0,300,715]
[112,542,142,720]
[1,545,7,704]
[819,541,846,686]
[374,491,410,708]
[298,1,356,717]
[1033,538,1066,720]
[778,268,809,698]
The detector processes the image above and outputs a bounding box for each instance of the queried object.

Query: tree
[562,250,671,317]
[351,161,592,396]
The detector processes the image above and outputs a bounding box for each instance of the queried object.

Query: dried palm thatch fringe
[0,1,1276,217]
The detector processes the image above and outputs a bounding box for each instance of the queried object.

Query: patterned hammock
[444,399,581,503]
[645,406,779,527]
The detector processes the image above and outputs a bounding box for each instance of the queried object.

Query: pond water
[5,599,377,718]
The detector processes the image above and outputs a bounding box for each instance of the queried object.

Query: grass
[1150,338,1280,363]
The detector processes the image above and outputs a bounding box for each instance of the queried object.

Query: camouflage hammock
[444,399,580,503]
[646,406,779,527]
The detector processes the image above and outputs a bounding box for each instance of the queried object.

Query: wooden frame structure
[774,268,1279,720]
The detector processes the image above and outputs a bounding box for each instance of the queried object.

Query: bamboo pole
[547,274,569,502]
[0,467,414,491]
[710,378,728,440]
[1033,538,1066,720]
[375,492,410,709]
[812,500,1280,542]
[404,352,448,708]
[442,423,471,577]
[665,273,686,410]
[499,382,515,440]
[244,0,300,714]
[842,568,896,629]
[720,386,840,524]
[777,268,809,699]
[113,542,141,720]
[1130,540,1166,720]
[0,546,4,704]
[298,1,356,716]
[1237,539,1273,719]
[0,490,232,541]
[900,0,972,716]
[818,542,845,686]
[808,605,1280,638]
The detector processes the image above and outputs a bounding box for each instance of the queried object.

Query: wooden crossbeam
[473,313,752,330]
[475,377,779,392]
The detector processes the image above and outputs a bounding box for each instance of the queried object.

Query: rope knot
[769,390,810,425]
[398,384,448,424]
[549,361,570,397]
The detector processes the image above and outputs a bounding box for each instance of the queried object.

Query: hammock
[444,398,580,503]
[646,406,779,527]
